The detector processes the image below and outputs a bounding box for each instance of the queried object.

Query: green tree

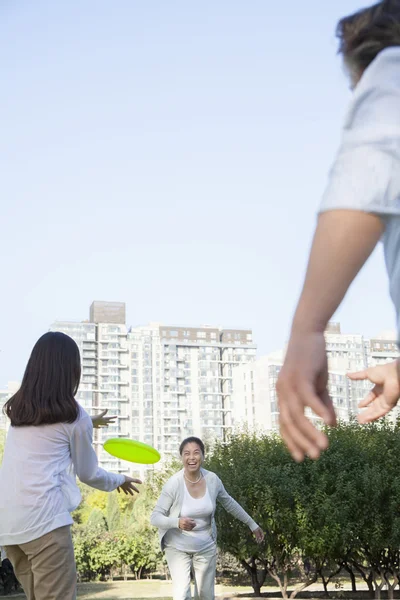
[207,431,317,599]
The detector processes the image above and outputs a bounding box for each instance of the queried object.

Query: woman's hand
[253,527,265,544]
[91,409,117,429]
[179,518,196,531]
[117,476,142,496]
[348,360,400,423]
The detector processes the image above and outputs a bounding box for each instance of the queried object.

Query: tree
[207,431,317,599]
[207,422,400,600]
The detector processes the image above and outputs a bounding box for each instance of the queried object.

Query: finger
[280,412,306,462]
[358,396,393,424]
[279,401,309,461]
[358,386,380,409]
[319,388,337,427]
[347,370,369,381]
[281,401,328,459]
[117,488,120,494]
[286,413,327,460]
[301,384,335,426]
[129,486,140,494]
[133,479,142,484]
[280,421,305,462]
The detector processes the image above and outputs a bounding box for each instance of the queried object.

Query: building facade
[51,302,257,468]
[232,323,398,433]
[128,323,257,456]
[50,302,131,473]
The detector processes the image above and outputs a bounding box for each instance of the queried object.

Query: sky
[0,0,396,383]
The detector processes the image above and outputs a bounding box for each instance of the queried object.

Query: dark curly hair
[337,0,400,75]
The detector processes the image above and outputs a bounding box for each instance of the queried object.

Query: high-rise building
[50,303,130,473]
[90,301,126,325]
[128,323,257,455]
[50,303,257,468]
[232,323,394,433]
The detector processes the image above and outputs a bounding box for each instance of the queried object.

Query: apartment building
[50,302,257,468]
[128,323,257,456]
[232,323,391,433]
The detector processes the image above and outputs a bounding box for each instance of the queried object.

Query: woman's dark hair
[4,332,81,427]
[337,0,400,74]
[179,437,205,456]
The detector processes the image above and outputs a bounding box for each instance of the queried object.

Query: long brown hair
[337,0,400,74]
[4,332,81,426]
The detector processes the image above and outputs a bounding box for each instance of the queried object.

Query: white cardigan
[150,468,259,550]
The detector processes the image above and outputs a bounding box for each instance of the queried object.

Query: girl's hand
[117,476,142,496]
[253,527,265,544]
[91,409,117,429]
[348,360,400,423]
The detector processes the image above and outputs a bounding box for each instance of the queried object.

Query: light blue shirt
[320,48,400,341]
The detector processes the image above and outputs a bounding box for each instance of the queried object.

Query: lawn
[7,580,253,600]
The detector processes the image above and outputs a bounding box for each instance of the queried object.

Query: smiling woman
[150,437,264,600]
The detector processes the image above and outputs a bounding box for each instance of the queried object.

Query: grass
[7,580,253,600]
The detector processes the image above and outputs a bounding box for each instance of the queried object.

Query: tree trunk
[342,564,357,592]
[353,563,374,598]
[240,558,266,596]
[250,572,261,597]
[322,576,329,598]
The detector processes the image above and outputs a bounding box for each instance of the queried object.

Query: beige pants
[4,525,76,600]
[165,544,217,600]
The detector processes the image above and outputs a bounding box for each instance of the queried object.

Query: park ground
[6,578,400,600]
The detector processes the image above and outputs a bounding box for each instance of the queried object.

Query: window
[197,332,206,339]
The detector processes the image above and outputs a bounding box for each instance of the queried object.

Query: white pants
[165,544,217,600]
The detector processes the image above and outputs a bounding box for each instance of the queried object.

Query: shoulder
[69,405,92,433]
[347,48,400,133]
[163,470,183,492]
[203,469,221,485]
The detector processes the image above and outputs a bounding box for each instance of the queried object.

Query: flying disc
[103,438,161,465]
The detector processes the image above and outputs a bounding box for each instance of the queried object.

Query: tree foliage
[207,422,400,600]
[72,459,179,582]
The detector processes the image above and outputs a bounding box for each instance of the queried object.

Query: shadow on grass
[230,592,400,600]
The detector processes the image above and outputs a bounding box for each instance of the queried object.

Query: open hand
[277,331,337,462]
[117,476,142,496]
[348,360,400,424]
[91,409,117,429]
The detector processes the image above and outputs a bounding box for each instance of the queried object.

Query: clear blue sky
[0,0,395,383]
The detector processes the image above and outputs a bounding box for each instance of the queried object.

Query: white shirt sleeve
[320,49,400,218]
[70,414,125,492]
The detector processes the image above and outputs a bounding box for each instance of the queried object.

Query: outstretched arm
[217,479,264,542]
[278,210,383,461]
